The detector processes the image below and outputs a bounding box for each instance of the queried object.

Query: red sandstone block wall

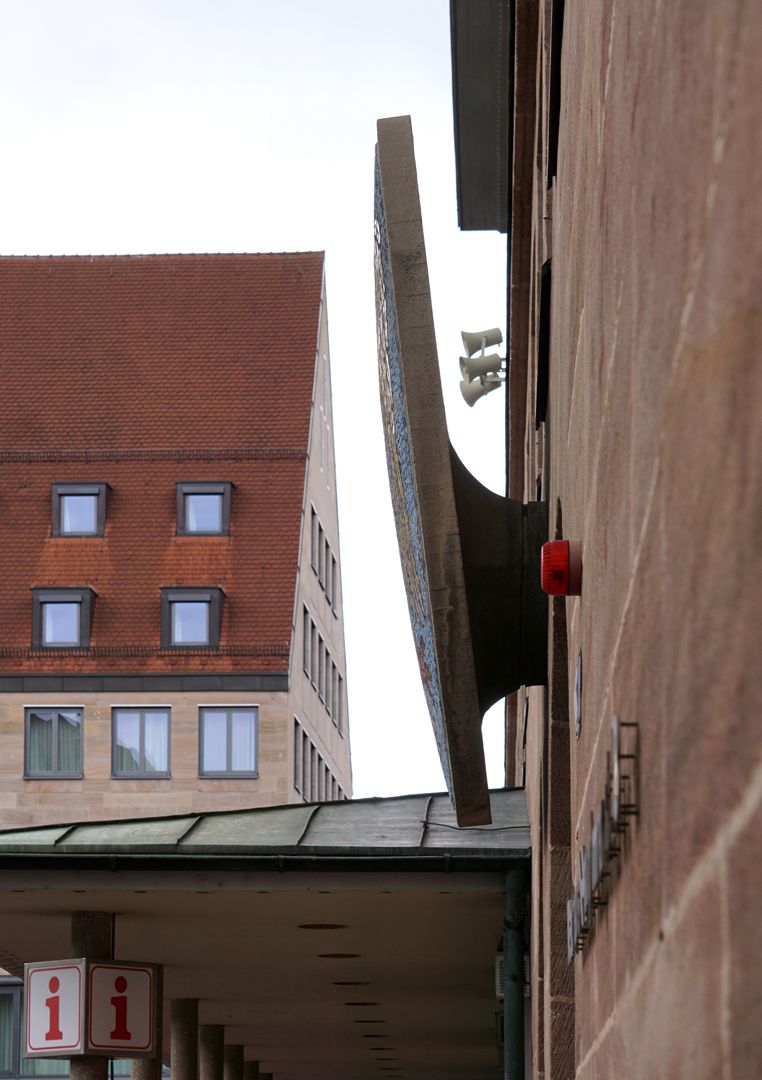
[519,1,761,1076]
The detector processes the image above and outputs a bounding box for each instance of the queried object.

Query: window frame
[317,635,325,701]
[160,587,223,648]
[301,729,309,802]
[302,606,311,676]
[198,705,259,778]
[24,706,84,779]
[293,717,302,794]
[310,621,319,689]
[337,673,344,735]
[0,979,21,1077]
[31,588,94,650]
[176,482,233,536]
[111,707,171,779]
[331,554,338,615]
[51,482,108,537]
[310,507,319,572]
[326,657,334,716]
[318,524,325,586]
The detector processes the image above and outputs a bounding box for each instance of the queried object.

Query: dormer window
[32,588,95,649]
[176,482,233,535]
[52,483,108,536]
[161,587,223,648]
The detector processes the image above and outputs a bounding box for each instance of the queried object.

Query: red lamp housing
[541,539,582,596]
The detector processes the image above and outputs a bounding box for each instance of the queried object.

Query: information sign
[24,958,158,1059]
[25,960,85,1056]
[87,963,155,1052]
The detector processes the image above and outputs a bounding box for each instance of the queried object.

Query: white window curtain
[231,710,255,771]
[202,710,227,772]
[144,711,169,773]
[57,712,82,773]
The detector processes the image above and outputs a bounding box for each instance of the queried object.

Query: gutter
[0,851,530,875]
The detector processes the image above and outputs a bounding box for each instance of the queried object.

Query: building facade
[456,2,760,1077]
[377,2,759,1077]
[0,253,351,828]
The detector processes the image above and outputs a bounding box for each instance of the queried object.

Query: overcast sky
[0,0,508,798]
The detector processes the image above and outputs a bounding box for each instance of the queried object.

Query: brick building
[0,252,351,827]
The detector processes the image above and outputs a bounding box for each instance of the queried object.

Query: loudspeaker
[460,352,503,382]
[460,378,500,407]
[461,326,503,357]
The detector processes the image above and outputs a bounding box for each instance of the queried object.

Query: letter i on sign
[110,976,132,1041]
[45,976,64,1041]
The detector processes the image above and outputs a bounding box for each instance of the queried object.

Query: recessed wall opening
[535,261,552,428]
[547,0,566,187]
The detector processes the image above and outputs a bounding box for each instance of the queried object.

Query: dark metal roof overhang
[450,0,514,232]
[0,790,529,870]
[0,791,529,1080]
[374,116,547,828]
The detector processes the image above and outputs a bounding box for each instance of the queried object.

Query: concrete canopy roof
[0,790,528,1079]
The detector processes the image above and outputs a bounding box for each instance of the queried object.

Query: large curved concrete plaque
[374,116,547,827]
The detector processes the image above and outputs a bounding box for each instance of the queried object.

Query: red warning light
[541,540,582,596]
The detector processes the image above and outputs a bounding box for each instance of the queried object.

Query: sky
[0,0,508,798]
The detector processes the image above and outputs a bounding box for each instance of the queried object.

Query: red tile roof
[0,254,325,673]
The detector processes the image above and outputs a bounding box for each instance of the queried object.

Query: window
[318,636,325,700]
[52,483,108,537]
[302,606,310,674]
[318,524,325,586]
[176,482,232,536]
[310,744,317,801]
[310,507,319,571]
[24,708,83,778]
[325,552,333,606]
[331,555,338,614]
[32,588,94,649]
[326,658,334,716]
[337,673,344,735]
[293,717,302,793]
[301,729,309,801]
[161,588,223,647]
[311,621,318,688]
[112,708,170,777]
[331,665,339,726]
[199,707,257,777]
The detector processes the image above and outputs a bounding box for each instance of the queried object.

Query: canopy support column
[70,911,112,1080]
[171,999,199,1080]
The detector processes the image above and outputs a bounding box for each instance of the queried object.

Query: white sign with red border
[25,960,86,1056]
[24,959,159,1059]
[87,963,155,1053]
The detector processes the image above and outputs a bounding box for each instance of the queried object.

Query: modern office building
[376,1,760,1077]
[0,252,351,828]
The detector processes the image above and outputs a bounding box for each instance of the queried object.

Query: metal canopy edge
[0,789,529,865]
